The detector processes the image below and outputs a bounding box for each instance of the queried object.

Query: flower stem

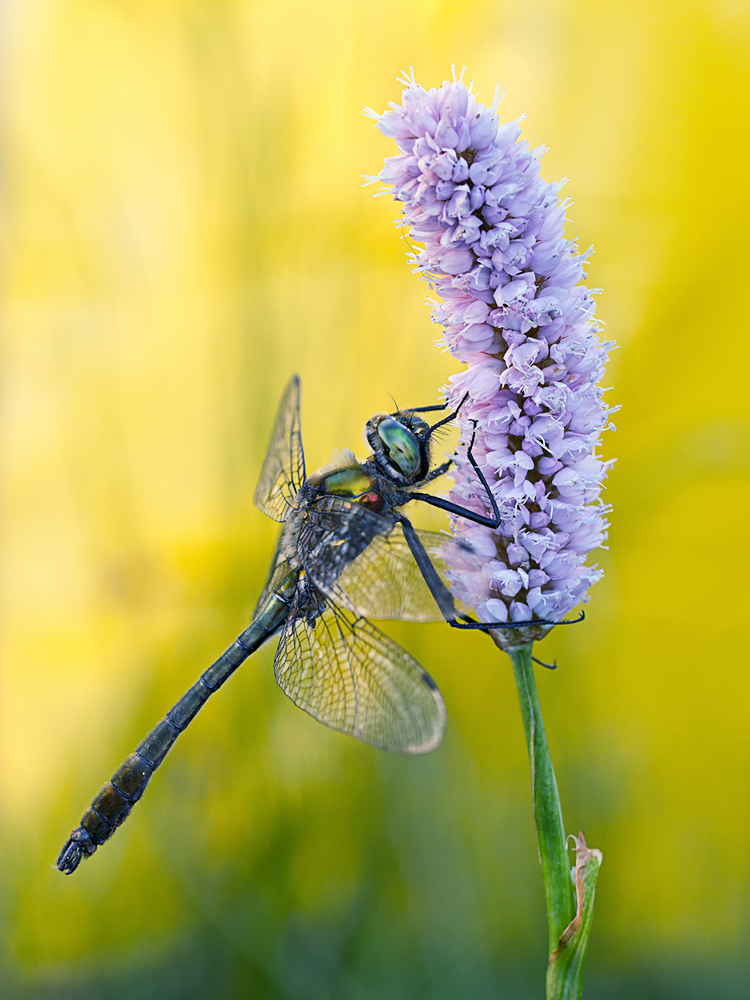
[508,642,576,953]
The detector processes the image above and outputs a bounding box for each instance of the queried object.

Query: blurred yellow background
[2,1,749,997]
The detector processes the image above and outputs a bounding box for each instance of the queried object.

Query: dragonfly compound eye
[377,418,420,478]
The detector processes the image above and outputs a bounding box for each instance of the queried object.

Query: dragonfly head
[365,412,432,484]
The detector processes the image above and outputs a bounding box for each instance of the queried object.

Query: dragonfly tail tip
[56,828,96,875]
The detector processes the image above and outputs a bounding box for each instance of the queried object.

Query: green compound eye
[377,418,420,477]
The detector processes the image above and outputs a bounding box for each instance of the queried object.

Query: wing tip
[400,681,447,755]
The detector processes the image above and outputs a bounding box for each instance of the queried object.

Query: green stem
[509,642,576,952]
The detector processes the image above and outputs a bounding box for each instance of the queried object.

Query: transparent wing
[254,376,306,522]
[333,525,472,622]
[297,497,395,601]
[299,500,468,622]
[274,587,446,754]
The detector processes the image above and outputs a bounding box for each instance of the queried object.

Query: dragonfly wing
[332,525,474,622]
[274,588,446,754]
[300,501,467,622]
[254,376,306,522]
[299,498,396,602]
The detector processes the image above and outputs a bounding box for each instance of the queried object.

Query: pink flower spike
[368,73,615,650]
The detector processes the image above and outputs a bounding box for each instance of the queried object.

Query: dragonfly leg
[398,515,585,633]
[408,421,501,529]
[396,515,461,623]
[450,610,585,629]
[422,459,452,485]
[401,402,448,414]
[402,392,470,435]
[425,392,469,434]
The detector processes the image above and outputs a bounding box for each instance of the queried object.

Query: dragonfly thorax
[365,412,432,485]
[307,464,386,512]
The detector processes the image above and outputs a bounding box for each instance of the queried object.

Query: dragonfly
[57,376,572,874]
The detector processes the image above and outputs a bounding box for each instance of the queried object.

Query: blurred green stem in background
[508,642,602,999]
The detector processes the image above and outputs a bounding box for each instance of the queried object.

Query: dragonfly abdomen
[67,753,153,857]
[56,587,292,874]
[58,670,239,866]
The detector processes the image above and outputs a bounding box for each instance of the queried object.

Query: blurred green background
[2,1,749,997]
